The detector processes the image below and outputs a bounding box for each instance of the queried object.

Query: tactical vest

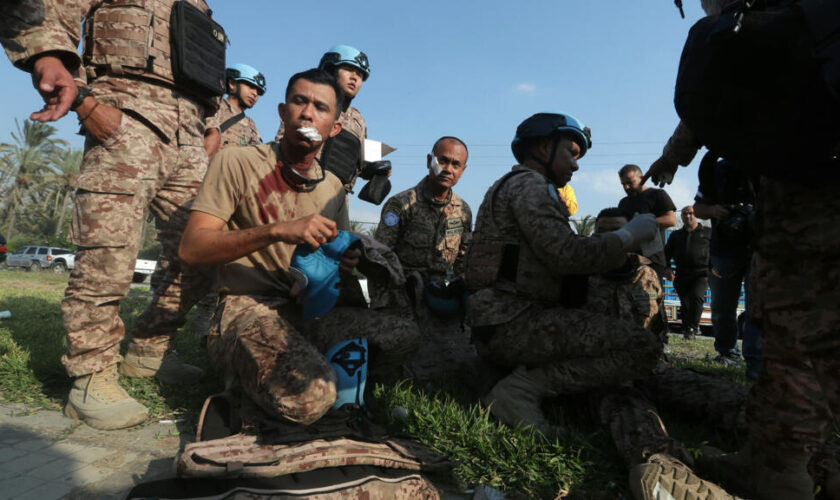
[83,0,225,96]
[465,169,563,302]
[320,107,366,191]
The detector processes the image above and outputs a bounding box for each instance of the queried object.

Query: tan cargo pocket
[70,176,139,248]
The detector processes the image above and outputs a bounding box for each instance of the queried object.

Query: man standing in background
[618,163,677,278]
[664,206,710,340]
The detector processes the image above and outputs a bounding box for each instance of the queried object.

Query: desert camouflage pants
[477,306,661,395]
[207,296,420,425]
[746,178,840,457]
[61,89,212,377]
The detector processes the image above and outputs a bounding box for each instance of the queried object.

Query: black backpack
[674,0,840,183]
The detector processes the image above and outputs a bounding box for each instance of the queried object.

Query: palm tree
[571,215,596,236]
[350,220,376,236]
[0,119,67,238]
[44,147,82,237]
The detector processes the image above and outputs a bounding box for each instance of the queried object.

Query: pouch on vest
[169,1,227,97]
[358,161,392,205]
[326,338,368,409]
[320,129,362,187]
[289,230,361,319]
[423,278,466,318]
[674,0,840,182]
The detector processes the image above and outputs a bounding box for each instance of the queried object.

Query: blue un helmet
[511,112,592,162]
[225,63,266,95]
[318,45,371,81]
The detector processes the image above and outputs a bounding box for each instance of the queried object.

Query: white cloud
[573,170,623,196]
[349,206,382,224]
[514,82,536,95]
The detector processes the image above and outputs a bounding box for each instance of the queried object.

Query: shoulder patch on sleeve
[383,211,400,227]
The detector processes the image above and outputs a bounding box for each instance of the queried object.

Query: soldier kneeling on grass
[465,113,735,499]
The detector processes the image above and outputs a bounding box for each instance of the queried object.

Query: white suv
[5,246,75,272]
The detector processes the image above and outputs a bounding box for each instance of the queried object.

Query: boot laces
[85,365,127,403]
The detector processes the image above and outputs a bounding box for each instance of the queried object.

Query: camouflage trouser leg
[305,306,421,382]
[192,292,220,340]
[61,103,205,376]
[207,295,336,425]
[746,178,840,459]
[746,253,840,455]
[127,116,213,359]
[407,303,477,382]
[591,386,693,468]
[638,366,748,434]
[481,306,662,394]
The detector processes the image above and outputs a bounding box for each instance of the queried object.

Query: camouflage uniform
[466,166,661,395]
[374,178,474,381]
[746,177,840,465]
[194,144,416,424]
[1,0,219,376]
[580,258,690,467]
[655,124,840,492]
[375,178,472,284]
[206,97,261,151]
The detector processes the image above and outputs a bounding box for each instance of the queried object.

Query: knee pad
[325,338,368,409]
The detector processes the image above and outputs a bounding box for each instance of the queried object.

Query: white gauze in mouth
[297,127,322,142]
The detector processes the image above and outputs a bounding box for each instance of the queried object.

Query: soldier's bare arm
[693,201,730,221]
[657,210,677,229]
[204,128,221,157]
[73,96,122,143]
[179,212,338,267]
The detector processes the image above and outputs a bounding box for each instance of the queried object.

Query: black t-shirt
[618,187,677,219]
[618,187,676,276]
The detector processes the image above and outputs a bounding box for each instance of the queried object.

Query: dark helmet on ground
[511,112,592,162]
[226,63,266,95]
[319,45,371,81]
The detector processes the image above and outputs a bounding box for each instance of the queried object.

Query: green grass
[3,269,833,497]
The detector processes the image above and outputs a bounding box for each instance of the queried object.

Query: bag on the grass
[146,392,450,499]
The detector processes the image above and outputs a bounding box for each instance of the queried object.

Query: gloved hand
[644,155,679,187]
[613,213,658,250]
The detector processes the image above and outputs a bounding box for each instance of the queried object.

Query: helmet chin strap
[531,136,563,188]
[232,82,250,110]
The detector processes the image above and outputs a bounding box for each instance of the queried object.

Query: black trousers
[673,273,708,331]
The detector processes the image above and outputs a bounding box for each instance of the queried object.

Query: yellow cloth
[557,184,578,215]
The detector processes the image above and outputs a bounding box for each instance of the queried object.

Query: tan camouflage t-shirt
[206,98,261,150]
[192,142,349,295]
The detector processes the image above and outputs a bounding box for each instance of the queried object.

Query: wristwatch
[70,86,92,111]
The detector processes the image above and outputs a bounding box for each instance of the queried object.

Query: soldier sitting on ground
[583,208,734,499]
[374,136,475,381]
[178,69,418,425]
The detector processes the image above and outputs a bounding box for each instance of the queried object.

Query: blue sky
[1,0,709,225]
